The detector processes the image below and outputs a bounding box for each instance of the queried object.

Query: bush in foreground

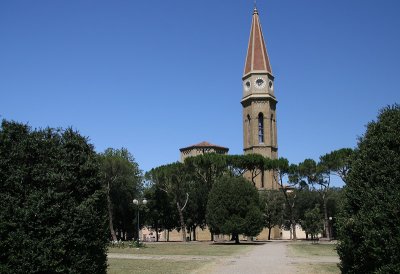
[0,120,108,273]
[337,105,400,273]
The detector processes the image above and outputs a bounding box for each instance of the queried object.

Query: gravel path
[196,241,296,274]
[196,241,339,274]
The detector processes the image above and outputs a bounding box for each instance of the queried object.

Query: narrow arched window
[247,114,251,146]
[270,114,274,146]
[258,113,264,143]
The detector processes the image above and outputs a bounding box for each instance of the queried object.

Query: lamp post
[133,198,147,243]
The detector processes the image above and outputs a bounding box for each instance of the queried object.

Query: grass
[108,258,204,274]
[288,242,340,274]
[289,242,338,257]
[107,242,254,273]
[108,241,253,256]
[297,263,340,274]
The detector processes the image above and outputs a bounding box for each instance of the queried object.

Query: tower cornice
[241,93,277,106]
[242,71,274,81]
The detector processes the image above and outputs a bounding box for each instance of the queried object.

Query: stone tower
[242,6,278,189]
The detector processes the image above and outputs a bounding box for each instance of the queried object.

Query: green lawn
[288,242,340,274]
[297,263,340,274]
[108,242,253,256]
[289,242,338,257]
[108,258,205,274]
[107,242,254,273]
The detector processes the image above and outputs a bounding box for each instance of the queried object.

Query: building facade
[179,141,229,162]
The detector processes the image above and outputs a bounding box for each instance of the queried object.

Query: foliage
[226,154,265,185]
[206,175,263,243]
[298,158,332,238]
[294,190,320,231]
[260,190,285,240]
[0,120,108,274]
[337,104,400,273]
[132,240,146,248]
[319,148,353,183]
[268,158,301,240]
[302,205,323,241]
[99,148,142,241]
[143,183,178,241]
[145,162,191,241]
[184,154,227,239]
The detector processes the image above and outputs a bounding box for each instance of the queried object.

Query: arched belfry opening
[247,114,251,147]
[258,113,264,144]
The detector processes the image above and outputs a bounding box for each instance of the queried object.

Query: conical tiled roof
[179,141,229,152]
[243,6,272,77]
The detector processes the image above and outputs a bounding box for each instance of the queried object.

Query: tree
[184,153,227,240]
[295,189,320,240]
[146,162,190,242]
[337,104,400,273]
[226,154,265,185]
[319,148,353,184]
[99,148,142,241]
[143,183,177,241]
[206,175,263,244]
[260,190,285,240]
[302,205,323,242]
[0,121,108,274]
[267,158,300,240]
[298,158,332,238]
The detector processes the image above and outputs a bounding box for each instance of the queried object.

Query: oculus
[255,77,266,89]
[244,80,251,91]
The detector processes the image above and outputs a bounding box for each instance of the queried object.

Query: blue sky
[1,1,399,186]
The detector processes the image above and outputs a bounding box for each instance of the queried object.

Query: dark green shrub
[337,105,400,273]
[0,120,108,274]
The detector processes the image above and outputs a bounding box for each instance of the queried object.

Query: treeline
[139,150,352,242]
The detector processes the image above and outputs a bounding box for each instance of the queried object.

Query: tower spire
[243,6,272,77]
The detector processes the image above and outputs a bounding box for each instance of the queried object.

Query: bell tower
[242,6,278,189]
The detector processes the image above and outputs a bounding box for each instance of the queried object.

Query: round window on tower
[255,77,266,89]
[269,80,273,91]
[244,80,251,91]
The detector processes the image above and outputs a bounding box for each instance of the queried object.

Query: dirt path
[196,241,339,274]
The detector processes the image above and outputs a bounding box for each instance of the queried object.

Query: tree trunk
[268,227,272,240]
[192,225,197,241]
[323,195,330,239]
[233,233,240,244]
[107,182,117,242]
[176,202,187,242]
[292,222,297,240]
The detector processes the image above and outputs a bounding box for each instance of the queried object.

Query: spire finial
[253,0,258,14]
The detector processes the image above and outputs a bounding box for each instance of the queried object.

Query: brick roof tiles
[243,7,272,77]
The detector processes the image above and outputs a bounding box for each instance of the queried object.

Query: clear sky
[1,1,399,186]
